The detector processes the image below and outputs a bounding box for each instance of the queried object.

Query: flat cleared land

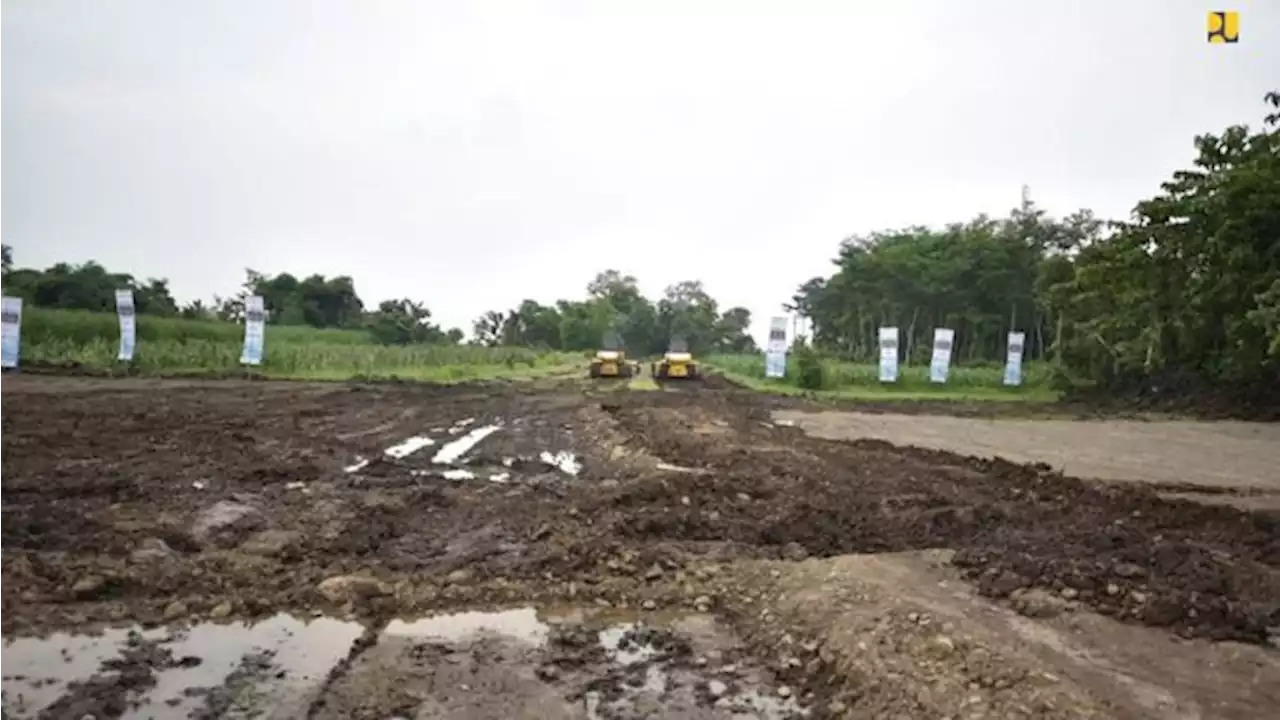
[2,374,1277,719]
[773,410,1280,490]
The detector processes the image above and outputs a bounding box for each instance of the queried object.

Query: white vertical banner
[878,326,899,382]
[764,316,788,379]
[1,296,23,369]
[929,328,955,383]
[1004,331,1026,386]
[115,289,137,362]
[240,295,266,366]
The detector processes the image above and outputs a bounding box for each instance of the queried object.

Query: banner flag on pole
[878,326,899,382]
[930,328,955,383]
[1,296,23,369]
[1003,331,1026,386]
[240,296,266,366]
[116,289,137,361]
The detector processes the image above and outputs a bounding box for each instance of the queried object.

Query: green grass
[706,353,1058,402]
[17,308,579,383]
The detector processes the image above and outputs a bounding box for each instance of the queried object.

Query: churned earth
[2,373,1277,719]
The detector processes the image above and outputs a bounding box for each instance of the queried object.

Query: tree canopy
[793,92,1280,397]
[472,271,759,356]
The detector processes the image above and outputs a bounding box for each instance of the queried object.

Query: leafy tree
[365,299,452,345]
[233,270,364,328]
[1042,92,1280,392]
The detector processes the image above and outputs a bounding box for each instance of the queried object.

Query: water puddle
[539,450,582,476]
[1,614,361,720]
[1,626,163,717]
[432,424,501,464]
[343,457,370,473]
[385,607,550,646]
[5,607,806,719]
[383,435,436,459]
[136,614,362,718]
[598,623,659,665]
[440,469,476,480]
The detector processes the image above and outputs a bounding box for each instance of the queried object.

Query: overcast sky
[4,1,1277,343]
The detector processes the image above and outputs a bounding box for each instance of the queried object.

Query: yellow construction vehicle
[589,330,635,379]
[651,337,699,380]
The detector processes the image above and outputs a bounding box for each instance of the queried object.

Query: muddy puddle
[3,607,804,719]
[2,614,362,719]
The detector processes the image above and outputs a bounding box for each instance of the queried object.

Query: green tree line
[0,253,755,354]
[0,258,465,346]
[471,270,759,356]
[792,92,1280,396]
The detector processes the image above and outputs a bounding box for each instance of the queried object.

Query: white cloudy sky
[3,0,1277,343]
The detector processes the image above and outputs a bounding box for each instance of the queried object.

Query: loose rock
[1012,588,1071,618]
[189,501,266,549]
[317,574,391,604]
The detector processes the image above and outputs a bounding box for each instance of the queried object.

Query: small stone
[786,656,802,668]
[906,612,920,623]
[776,685,792,698]
[130,538,175,563]
[1059,587,1079,600]
[707,679,728,698]
[209,601,233,619]
[536,665,559,681]
[163,600,189,621]
[1012,588,1070,619]
[719,664,738,675]
[447,568,474,584]
[317,574,392,604]
[644,564,664,581]
[1106,583,1121,596]
[241,530,300,557]
[828,700,848,714]
[71,575,107,599]
[782,542,809,562]
[927,634,956,655]
[736,493,752,502]
[599,479,620,489]
[1113,562,1145,578]
[189,501,266,549]
[1130,591,1147,604]
[641,599,657,611]
[693,594,712,608]
[695,656,709,667]
[681,496,691,506]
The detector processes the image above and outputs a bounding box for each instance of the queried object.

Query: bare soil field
[2,374,1277,719]
[773,410,1280,492]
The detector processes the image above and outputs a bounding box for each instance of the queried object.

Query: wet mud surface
[3,374,1278,718]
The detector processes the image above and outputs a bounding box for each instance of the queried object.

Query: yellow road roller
[589,348,635,378]
[651,338,699,380]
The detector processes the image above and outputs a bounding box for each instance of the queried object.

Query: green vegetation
[22,310,577,381]
[708,354,1056,402]
[472,271,758,356]
[788,92,1280,402]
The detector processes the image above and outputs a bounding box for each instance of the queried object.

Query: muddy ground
[2,373,1278,719]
